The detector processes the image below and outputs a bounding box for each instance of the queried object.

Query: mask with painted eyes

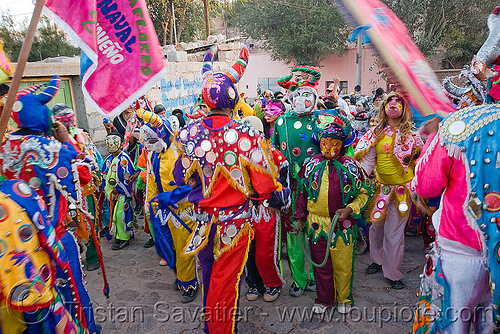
[385,96,404,118]
[289,86,318,116]
[0,195,54,311]
[106,134,122,154]
[320,137,343,160]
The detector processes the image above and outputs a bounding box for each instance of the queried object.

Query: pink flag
[42,0,166,117]
[334,0,455,119]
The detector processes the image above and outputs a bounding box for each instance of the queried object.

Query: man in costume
[52,103,104,271]
[0,75,100,333]
[104,132,139,250]
[293,115,372,314]
[413,7,500,333]
[273,65,324,296]
[174,45,280,334]
[136,107,199,303]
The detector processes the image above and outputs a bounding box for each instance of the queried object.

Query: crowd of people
[2,7,500,333]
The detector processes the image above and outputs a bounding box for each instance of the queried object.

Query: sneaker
[263,286,280,302]
[390,279,404,290]
[144,238,155,248]
[86,262,100,271]
[312,303,327,314]
[289,282,304,297]
[181,286,198,303]
[366,263,382,274]
[306,280,317,292]
[337,303,352,314]
[246,287,262,301]
[356,240,368,255]
[111,239,129,250]
[159,259,168,266]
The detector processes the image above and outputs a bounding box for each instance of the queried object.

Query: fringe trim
[230,230,252,334]
[214,223,254,259]
[273,213,285,285]
[178,278,198,292]
[182,215,217,256]
[413,132,440,188]
[460,153,485,250]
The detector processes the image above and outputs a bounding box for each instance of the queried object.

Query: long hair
[373,92,413,142]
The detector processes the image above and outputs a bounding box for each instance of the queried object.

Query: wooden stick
[0,0,46,141]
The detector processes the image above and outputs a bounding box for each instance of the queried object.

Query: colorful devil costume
[105,132,138,248]
[273,66,324,295]
[0,76,99,333]
[355,94,424,284]
[294,117,372,311]
[0,179,95,334]
[174,45,280,334]
[136,108,198,300]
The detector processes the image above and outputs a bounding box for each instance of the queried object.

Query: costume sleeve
[359,146,376,176]
[346,187,369,216]
[413,132,453,198]
[249,168,279,197]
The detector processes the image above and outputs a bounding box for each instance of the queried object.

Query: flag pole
[0,0,46,141]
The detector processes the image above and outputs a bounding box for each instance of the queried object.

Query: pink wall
[238,47,386,98]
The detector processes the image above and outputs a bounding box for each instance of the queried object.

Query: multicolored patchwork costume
[136,108,198,297]
[355,123,424,282]
[0,179,93,334]
[294,117,372,309]
[173,45,280,334]
[413,104,500,333]
[273,66,324,293]
[0,76,99,333]
[105,150,137,243]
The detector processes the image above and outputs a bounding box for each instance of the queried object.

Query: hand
[187,176,196,188]
[295,219,305,232]
[422,117,440,135]
[112,188,120,195]
[129,171,140,182]
[269,207,280,215]
[53,122,69,143]
[333,75,340,84]
[103,120,114,133]
[472,60,487,81]
[336,207,353,221]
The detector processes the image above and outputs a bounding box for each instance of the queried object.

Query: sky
[0,0,35,27]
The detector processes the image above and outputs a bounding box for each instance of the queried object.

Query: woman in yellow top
[354,92,424,290]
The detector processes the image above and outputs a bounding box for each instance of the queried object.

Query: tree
[146,0,221,45]
[0,12,79,62]
[231,0,349,66]
[381,0,497,68]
